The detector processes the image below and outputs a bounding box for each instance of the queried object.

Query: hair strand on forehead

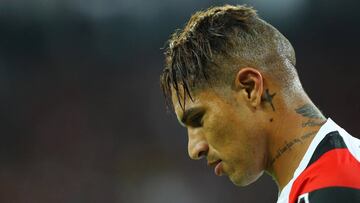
[160,4,297,111]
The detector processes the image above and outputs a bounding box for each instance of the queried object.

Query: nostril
[189,141,209,160]
[198,150,208,159]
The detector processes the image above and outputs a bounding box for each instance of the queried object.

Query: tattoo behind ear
[295,104,323,119]
[262,89,276,111]
[295,104,325,127]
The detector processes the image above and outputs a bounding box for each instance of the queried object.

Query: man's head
[160,5,303,186]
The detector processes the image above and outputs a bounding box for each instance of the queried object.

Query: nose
[187,130,209,160]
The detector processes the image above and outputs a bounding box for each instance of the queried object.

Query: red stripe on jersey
[289,149,360,203]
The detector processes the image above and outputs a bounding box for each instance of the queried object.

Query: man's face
[172,86,268,186]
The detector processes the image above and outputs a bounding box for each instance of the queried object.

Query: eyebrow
[179,107,203,126]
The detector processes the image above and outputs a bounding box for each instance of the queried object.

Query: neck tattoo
[270,103,325,165]
[262,89,276,111]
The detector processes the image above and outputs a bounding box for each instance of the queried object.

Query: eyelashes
[180,107,206,128]
[189,112,204,127]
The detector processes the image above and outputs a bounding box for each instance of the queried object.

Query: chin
[229,170,264,187]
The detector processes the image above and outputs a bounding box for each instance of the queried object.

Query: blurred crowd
[0,0,359,202]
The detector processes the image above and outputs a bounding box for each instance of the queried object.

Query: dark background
[0,0,359,202]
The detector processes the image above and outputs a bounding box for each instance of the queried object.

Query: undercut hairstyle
[160,4,298,110]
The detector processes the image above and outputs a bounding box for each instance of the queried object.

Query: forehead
[171,86,197,116]
[171,85,208,116]
[170,85,227,118]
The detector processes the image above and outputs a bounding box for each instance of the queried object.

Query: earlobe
[234,67,264,107]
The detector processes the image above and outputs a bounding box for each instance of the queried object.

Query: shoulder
[297,187,360,203]
[290,130,360,202]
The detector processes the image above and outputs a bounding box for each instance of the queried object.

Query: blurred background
[0,0,359,202]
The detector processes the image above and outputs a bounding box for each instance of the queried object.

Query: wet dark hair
[160,5,296,110]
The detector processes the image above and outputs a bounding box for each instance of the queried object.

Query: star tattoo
[262,89,276,111]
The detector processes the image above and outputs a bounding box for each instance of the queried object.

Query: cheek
[207,117,246,154]
[205,115,237,148]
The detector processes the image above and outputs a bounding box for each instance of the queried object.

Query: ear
[234,67,264,107]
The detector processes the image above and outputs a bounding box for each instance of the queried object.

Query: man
[160,5,360,203]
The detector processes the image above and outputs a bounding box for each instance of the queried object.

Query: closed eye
[188,112,204,128]
[179,107,205,128]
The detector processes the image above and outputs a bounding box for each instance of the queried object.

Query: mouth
[208,159,223,176]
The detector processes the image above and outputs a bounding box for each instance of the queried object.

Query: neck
[265,96,326,192]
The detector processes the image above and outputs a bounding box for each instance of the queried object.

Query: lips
[214,161,223,176]
[208,160,223,176]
